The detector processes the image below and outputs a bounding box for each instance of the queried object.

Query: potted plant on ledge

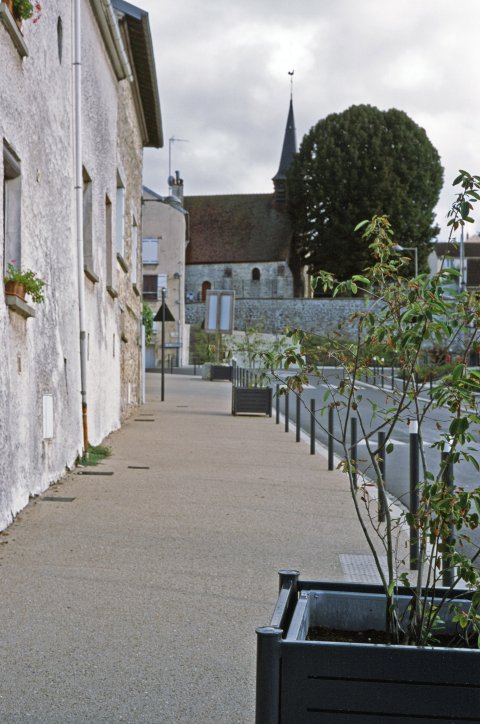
[256,171,480,722]
[9,0,41,25]
[4,262,46,303]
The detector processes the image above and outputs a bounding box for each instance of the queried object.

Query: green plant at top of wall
[12,0,41,22]
[225,324,289,370]
[262,170,480,648]
[142,303,154,345]
[4,262,46,303]
[191,325,217,363]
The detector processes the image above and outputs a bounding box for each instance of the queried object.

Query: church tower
[272,93,297,208]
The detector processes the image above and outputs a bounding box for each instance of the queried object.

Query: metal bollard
[275,384,280,425]
[310,398,316,455]
[409,420,419,570]
[377,431,386,523]
[296,394,301,442]
[328,406,334,471]
[284,392,289,433]
[351,417,358,489]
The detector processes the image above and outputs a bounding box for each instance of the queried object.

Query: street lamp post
[161,287,166,402]
[394,244,418,277]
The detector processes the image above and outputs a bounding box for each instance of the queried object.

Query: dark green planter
[256,572,479,723]
[232,386,272,416]
[210,364,232,381]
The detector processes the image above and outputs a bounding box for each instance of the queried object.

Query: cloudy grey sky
[139,0,480,238]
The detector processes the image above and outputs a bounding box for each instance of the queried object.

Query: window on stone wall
[143,274,158,300]
[252,267,261,281]
[105,194,116,296]
[201,280,211,301]
[142,237,159,264]
[131,215,138,287]
[277,264,285,277]
[224,267,232,278]
[83,166,97,281]
[3,141,21,275]
[116,171,127,270]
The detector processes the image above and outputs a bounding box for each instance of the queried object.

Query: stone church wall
[186,261,294,300]
[186,298,369,337]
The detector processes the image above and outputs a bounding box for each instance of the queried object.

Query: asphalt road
[272,367,480,562]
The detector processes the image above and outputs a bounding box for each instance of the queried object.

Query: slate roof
[184,194,292,264]
[435,234,480,257]
[273,98,297,181]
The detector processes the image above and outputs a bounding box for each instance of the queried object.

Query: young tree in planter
[263,170,480,647]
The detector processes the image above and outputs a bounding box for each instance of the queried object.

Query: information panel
[204,290,235,333]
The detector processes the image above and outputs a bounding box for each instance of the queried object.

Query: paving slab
[0,373,378,723]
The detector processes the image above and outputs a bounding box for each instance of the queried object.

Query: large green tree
[288,104,443,286]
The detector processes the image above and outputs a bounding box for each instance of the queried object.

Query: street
[273,367,480,562]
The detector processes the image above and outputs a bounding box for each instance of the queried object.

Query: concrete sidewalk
[0,373,377,723]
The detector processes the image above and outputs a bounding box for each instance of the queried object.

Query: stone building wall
[0,0,152,530]
[186,297,368,337]
[186,261,295,301]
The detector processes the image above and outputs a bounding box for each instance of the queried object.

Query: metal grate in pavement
[76,471,113,476]
[340,553,388,583]
[42,497,76,503]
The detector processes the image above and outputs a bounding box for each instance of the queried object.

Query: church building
[184,97,305,303]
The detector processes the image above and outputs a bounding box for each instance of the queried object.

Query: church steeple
[273,87,297,208]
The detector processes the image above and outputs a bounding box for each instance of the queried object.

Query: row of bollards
[273,384,456,580]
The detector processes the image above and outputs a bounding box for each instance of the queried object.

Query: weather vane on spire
[288,69,294,98]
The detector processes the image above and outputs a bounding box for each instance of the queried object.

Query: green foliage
[288,104,443,286]
[77,444,111,467]
[262,180,480,647]
[190,325,217,363]
[142,303,154,345]
[225,325,288,370]
[4,262,46,303]
[12,0,41,22]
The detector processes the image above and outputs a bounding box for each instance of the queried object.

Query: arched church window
[201,281,211,301]
[252,268,261,281]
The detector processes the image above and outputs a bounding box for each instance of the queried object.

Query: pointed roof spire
[273,79,297,183]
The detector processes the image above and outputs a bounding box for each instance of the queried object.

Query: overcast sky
[139,0,480,239]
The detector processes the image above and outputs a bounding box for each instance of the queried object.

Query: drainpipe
[73,0,89,451]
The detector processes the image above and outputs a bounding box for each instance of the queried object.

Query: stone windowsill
[84,265,99,283]
[6,294,35,318]
[116,253,129,273]
[132,283,140,297]
[107,285,119,299]
[0,3,28,57]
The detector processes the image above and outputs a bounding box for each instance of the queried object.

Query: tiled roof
[435,236,480,257]
[467,258,480,286]
[184,194,292,264]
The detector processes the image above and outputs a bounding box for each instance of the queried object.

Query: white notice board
[205,290,235,333]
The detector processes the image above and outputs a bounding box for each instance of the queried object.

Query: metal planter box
[232,386,272,416]
[210,364,233,381]
[256,572,479,724]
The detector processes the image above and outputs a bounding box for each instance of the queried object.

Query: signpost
[204,290,235,362]
[154,291,175,401]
